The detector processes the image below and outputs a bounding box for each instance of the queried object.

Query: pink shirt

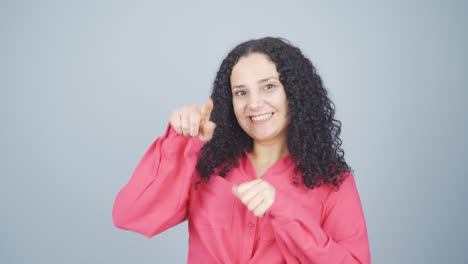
[112,125,371,263]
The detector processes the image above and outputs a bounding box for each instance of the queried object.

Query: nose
[247,92,264,111]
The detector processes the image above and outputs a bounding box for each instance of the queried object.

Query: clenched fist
[170,99,217,142]
[232,179,276,217]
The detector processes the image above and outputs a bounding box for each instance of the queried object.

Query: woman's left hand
[232,179,276,217]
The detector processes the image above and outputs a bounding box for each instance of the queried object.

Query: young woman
[112,37,371,263]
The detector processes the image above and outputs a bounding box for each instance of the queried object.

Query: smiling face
[230,53,289,146]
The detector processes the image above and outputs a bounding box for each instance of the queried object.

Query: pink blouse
[112,124,371,263]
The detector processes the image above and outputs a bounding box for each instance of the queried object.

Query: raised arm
[112,99,216,238]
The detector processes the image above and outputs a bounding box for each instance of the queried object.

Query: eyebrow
[232,76,279,89]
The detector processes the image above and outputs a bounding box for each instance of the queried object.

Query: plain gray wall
[2,0,467,263]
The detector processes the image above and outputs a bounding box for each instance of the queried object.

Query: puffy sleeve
[112,124,204,238]
[266,173,371,263]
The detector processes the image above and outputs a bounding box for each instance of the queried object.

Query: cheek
[279,95,289,111]
[232,100,244,118]
[271,88,287,108]
[273,97,288,111]
[276,98,289,119]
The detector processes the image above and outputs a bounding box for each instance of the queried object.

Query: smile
[250,113,273,121]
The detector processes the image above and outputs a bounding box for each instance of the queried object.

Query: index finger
[200,98,214,122]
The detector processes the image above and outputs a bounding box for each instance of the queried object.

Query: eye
[265,84,276,90]
[234,90,246,96]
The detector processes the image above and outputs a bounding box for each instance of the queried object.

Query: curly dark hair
[196,37,350,190]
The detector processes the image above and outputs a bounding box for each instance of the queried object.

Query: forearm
[267,177,371,263]
[112,124,203,237]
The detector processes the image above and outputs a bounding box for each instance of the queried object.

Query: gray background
[2,0,467,263]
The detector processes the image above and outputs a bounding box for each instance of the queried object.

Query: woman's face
[230,53,289,145]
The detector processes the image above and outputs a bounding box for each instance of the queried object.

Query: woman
[112,37,371,263]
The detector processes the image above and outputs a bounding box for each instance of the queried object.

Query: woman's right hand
[170,99,217,142]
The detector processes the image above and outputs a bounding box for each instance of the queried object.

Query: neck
[249,139,289,165]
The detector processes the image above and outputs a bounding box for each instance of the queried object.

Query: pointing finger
[200,98,214,122]
[199,120,216,142]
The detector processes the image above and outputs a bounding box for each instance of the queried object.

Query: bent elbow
[112,199,132,230]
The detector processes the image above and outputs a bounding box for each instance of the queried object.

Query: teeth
[251,113,273,121]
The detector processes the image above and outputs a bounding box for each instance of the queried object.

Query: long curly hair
[196,37,350,190]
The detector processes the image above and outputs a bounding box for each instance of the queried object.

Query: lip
[249,112,274,118]
[249,112,274,121]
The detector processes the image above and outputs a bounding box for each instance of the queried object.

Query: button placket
[241,215,258,261]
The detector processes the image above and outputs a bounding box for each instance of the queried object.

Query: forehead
[230,53,279,82]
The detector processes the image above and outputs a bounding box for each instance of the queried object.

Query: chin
[250,132,277,142]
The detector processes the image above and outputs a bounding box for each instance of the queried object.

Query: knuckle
[241,197,248,204]
[180,106,190,115]
[171,112,179,121]
[190,104,200,112]
[190,120,199,127]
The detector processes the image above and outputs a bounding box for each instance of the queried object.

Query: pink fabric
[112,124,371,263]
